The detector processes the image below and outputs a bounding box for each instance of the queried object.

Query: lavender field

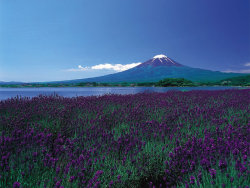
[0,89,249,188]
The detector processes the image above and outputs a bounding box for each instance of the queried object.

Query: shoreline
[0,85,249,88]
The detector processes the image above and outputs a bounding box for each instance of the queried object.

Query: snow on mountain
[153,54,168,59]
[137,54,183,67]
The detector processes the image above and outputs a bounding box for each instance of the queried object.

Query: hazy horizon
[1,0,250,82]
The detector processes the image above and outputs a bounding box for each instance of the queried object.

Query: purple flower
[169,152,174,158]
[162,146,165,151]
[242,155,247,161]
[219,159,227,170]
[190,176,195,184]
[209,168,216,179]
[94,181,101,187]
[240,166,247,173]
[230,177,234,183]
[198,171,202,181]
[69,176,75,182]
[56,167,60,175]
[102,156,106,162]
[201,158,210,169]
[149,182,153,188]
[13,182,20,188]
[109,180,113,184]
[117,175,121,180]
[33,152,38,157]
[232,148,239,155]
[165,169,170,174]
[96,170,103,176]
[163,176,166,181]
[55,181,61,188]
[126,170,132,177]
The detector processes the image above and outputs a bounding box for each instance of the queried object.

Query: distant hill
[0,81,24,85]
[56,54,244,83]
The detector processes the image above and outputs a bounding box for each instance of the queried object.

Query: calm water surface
[0,86,246,100]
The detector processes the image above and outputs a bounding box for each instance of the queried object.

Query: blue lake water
[0,86,246,100]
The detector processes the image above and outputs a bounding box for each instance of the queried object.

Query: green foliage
[156,78,195,87]
[198,74,250,86]
[136,82,156,86]
[179,157,250,188]
[220,74,250,86]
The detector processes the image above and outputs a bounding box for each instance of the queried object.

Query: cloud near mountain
[244,62,250,67]
[66,62,142,72]
[222,69,250,73]
[222,61,250,73]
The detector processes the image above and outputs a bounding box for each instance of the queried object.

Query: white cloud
[65,68,79,72]
[222,62,250,73]
[244,62,250,67]
[66,62,141,72]
[92,62,141,72]
[65,65,90,72]
[78,65,89,71]
[222,69,250,73]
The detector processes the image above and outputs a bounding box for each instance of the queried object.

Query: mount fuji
[60,54,244,83]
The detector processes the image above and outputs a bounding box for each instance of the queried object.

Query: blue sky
[0,0,249,82]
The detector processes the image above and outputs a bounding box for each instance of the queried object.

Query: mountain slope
[57,55,245,83]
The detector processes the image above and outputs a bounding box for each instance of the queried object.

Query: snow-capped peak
[153,54,167,59]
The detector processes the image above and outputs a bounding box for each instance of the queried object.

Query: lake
[0,86,246,100]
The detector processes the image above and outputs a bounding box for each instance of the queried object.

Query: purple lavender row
[0,89,249,187]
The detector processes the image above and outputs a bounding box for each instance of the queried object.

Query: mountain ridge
[54,55,244,83]
[0,55,246,84]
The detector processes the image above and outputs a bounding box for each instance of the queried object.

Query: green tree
[156,78,194,87]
